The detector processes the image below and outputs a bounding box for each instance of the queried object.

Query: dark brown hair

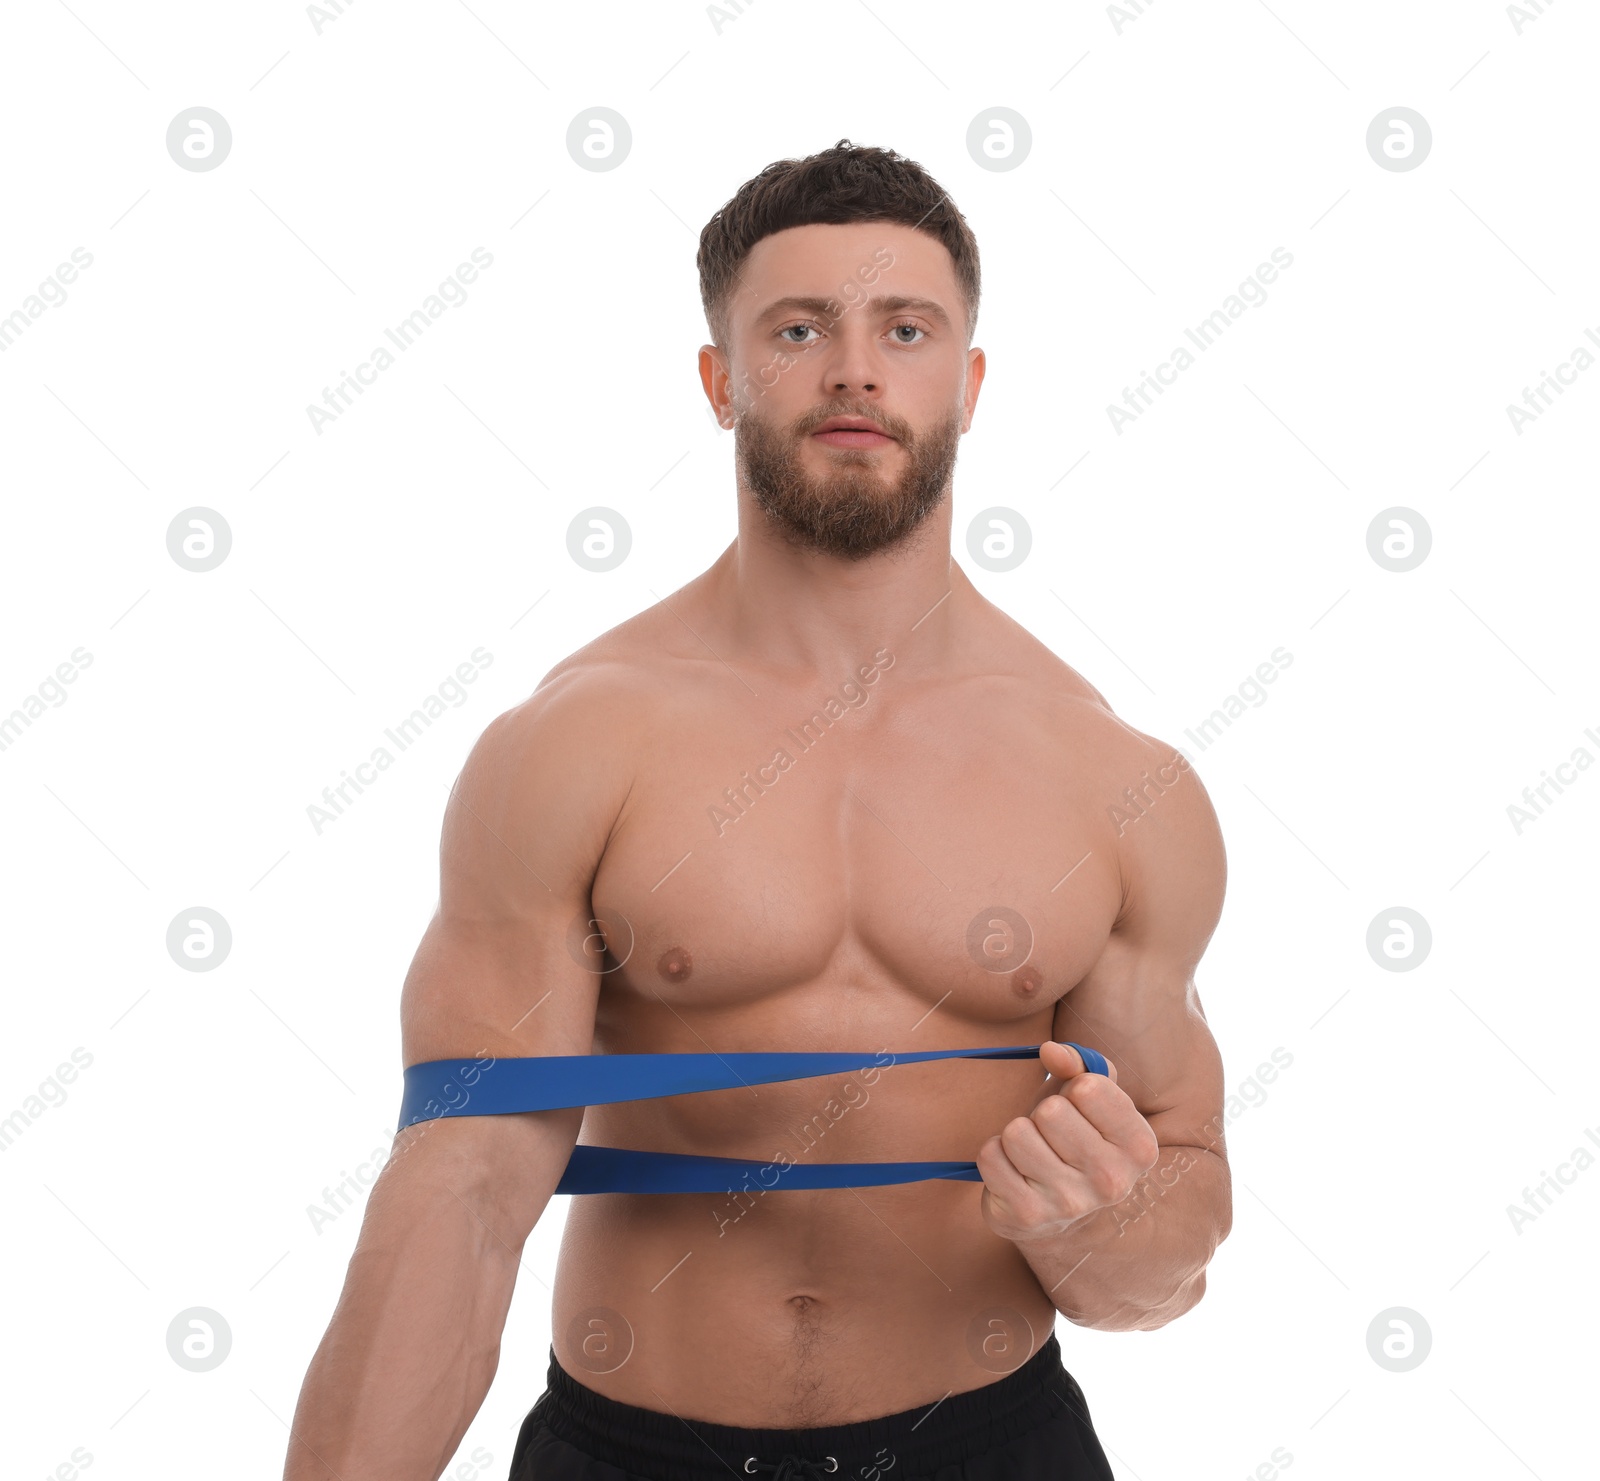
[696,138,981,349]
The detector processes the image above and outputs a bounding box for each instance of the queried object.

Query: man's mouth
[810,415,897,450]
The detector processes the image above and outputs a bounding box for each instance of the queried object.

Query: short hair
[696,138,981,350]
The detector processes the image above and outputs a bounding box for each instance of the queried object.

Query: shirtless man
[283,139,1231,1481]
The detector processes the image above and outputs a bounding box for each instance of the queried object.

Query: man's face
[701,222,983,560]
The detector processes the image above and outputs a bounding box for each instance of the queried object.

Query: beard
[734,396,963,560]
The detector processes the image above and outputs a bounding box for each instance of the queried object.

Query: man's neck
[704,492,971,675]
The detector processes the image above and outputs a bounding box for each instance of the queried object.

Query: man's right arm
[282,667,633,1481]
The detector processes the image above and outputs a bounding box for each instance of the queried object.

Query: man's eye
[779,323,819,343]
[890,321,925,344]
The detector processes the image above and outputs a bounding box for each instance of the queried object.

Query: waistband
[533,1331,1078,1479]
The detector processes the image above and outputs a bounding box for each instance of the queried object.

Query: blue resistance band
[398,1041,1109,1195]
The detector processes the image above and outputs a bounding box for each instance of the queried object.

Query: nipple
[657,946,693,983]
[1011,964,1043,997]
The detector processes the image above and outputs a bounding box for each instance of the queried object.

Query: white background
[2,1,1596,1477]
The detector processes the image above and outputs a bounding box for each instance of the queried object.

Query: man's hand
[976,1041,1161,1244]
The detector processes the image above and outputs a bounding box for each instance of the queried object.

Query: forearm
[283,1137,547,1481]
[1011,1144,1230,1332]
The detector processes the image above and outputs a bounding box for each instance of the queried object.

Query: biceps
[400,907,603,1066]
[1053,937,1225,1147]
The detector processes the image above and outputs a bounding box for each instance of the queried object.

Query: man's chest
[586,686,1125,1030]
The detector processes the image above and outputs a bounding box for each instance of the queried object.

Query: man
[284,139,1230,1481]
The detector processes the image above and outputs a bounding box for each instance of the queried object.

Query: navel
[657,946,693,983]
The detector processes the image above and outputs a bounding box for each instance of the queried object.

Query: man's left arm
[974,737,1230,1332]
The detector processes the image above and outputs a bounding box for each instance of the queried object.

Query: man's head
[696,140,984,561]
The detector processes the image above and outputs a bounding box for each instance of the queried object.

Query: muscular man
[284,139,1231,1481]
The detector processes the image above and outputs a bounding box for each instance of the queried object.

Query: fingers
[990,1112,1104,1205]
[1039,1049,1151,1156]
[1040,1039,1118,1084]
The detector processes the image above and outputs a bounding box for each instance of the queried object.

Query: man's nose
[817,328,882,396]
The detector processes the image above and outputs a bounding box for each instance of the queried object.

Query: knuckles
[1088,1162,1130,1204]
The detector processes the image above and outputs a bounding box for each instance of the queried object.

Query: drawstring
[742,1455,839,1479]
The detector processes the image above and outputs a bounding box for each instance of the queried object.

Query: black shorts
[507,1331,1115,1480]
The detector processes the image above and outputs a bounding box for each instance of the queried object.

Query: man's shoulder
[977,619,1129,742]
[987,623,1209,821]
[481,606,685,760]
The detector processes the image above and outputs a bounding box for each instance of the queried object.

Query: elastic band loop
[397,1039,1110,1193]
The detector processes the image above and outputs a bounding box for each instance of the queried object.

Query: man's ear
[960,345,986,434]
[699,344,736,430]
